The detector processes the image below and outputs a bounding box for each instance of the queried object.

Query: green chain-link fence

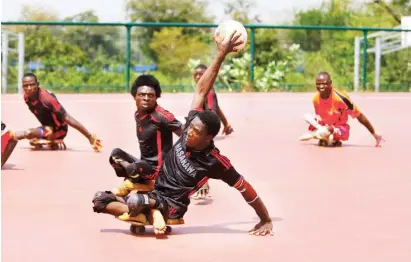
[1,21,410,93]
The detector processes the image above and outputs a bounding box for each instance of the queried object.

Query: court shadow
[19,146,91,153]
[341,143,377,148]
[193,198,214,205]
[300,143,374,148]
[100,216,283,237]
[1,163,24,171]
[100,228,170,240]
[214,136,227,141]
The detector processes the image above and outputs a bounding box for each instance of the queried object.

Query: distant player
[92,29,274,237]
[12,73,102,151]
[109,75,183,196]
[193,64,234,136]
[299,72,384,147]
[190,64,234,200]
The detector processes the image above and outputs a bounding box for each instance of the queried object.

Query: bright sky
[1,0,334,24]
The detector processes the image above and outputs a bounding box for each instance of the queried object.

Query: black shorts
[148,190,187,219]
[109,148,156,182]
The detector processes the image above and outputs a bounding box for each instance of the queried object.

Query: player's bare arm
[64,113,102,151]
[234,176,274,236]
[191,30,243,110]
[356,113,384,147]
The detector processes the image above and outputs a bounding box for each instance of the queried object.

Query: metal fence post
[249,27,256,84]
[362,30,368,91]
[125,25,132,92]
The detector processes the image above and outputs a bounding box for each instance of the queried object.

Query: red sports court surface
[2,92,411,262]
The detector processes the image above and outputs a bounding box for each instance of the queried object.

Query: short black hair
[23,72,38,82]
[130,74,161,98]
[197,110,221,137]
[195,64,208,70]
[317,72,331,79]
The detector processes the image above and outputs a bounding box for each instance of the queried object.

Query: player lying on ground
[12,73,102,151]
[299,72,384,147]
[92,30,273,236]
[109,74,183,196]
[191,64,235,200]
[1,122,18,168]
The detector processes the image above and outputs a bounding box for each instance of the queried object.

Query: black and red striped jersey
[135,104,182,177]
[153,108,241,206]
[24,88,68,130]
[203,88,218,111]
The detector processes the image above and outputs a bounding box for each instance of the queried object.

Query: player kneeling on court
[92,29,274,237]
[299,72,384,147]
[12,73,102,151]
[1,122,18,168]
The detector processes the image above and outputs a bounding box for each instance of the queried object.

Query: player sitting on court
[12,73,102,151]
[1,122,18,168]
[190,64,234,200]
[299,72,384,147]
[109,74,183,197]
[92,29,274,236]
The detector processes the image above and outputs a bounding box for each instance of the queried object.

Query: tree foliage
[3,0,410,92]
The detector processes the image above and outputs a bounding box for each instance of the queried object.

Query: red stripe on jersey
[156,106,175,122]
[147,131,163,180]
[40,89,61,111]
[193,107,204,112]
[211,149,231,169]
[207,91,214,110]
[188,176,209,197]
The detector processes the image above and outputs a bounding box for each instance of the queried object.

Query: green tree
[63,10,123,67]
[150,27,211,79]
[125,0,214,62]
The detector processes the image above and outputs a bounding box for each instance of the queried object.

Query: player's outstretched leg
[14,126,67,150]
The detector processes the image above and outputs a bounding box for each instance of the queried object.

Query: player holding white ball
[215,20,248,53]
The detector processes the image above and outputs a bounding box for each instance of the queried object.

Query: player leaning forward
[300,72,384,147]
[12,73,102,151]
[92,30,274,236]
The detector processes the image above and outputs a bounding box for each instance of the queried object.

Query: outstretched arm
[64,114,102,151]
[191,30,243,110]
[233,176,273,236]
[356,113,384,147]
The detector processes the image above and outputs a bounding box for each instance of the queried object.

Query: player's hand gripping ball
[214,20,248,53]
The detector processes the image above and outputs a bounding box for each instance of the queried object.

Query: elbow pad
[234,176,259,204]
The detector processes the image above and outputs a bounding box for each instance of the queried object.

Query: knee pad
[38,126,53,139]
[92,191,118,213]
[126,193,151,217]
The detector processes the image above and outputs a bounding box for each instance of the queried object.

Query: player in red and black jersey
[12,73,102,151]
[93,30,273,236]
[109,75,183,196]
[191,64,234,199]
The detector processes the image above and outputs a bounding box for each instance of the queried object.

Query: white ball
[214,20,248,53]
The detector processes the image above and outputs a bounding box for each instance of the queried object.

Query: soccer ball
[214,20,248,53]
